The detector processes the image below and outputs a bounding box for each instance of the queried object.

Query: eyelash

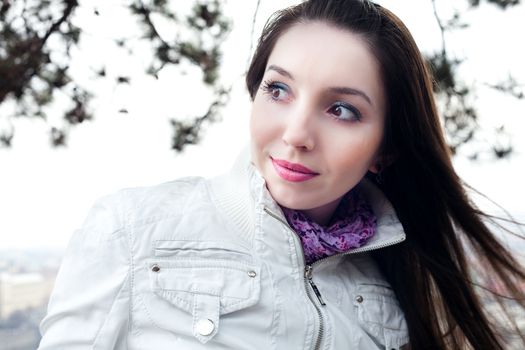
[260,79,362,122]
[328,102,362,122]
[261,80,289,101]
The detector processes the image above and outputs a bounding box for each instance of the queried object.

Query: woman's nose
[281,104,316,151]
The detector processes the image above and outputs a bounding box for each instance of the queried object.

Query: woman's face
[250,21,386,224]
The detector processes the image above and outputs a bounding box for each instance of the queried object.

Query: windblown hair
[246,1,525,349]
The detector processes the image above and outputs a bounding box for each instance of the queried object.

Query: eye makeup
[260,78,363,123]
[327,102,362,122]
[261,80,291,102]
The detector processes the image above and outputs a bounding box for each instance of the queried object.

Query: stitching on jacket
[155,285,257,313]
[192,294,220,343]
[126,178,204,229]
[262,262,280,350]
[159,290,192,311]
[153,238,252,253]
[252,203,279,350]
[153,257,258,271]
[123,189,136,336]
[355,298,408,331]
[93,270,131,348]
[136,293,162,330]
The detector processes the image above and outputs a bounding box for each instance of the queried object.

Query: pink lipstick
[271,158,319,182]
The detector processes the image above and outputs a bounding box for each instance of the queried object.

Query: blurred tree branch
[468,0,520,8]
[0,0,230,149]
[0,0,86,146]
[427,0,523,159]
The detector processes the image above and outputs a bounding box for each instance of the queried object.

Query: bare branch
[246,0,262,70]
[41,0,78,46]
[484,76,524,99]
[430,0,447,56]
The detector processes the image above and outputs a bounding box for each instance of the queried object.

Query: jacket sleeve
[38,191,131,350]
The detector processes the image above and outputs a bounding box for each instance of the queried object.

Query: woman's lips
[271,157,319,182]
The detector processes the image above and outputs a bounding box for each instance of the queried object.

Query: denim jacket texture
[38,151,409,350]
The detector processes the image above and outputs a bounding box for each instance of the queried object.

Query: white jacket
[39,151,409,350]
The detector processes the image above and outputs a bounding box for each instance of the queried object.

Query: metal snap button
[151,264,160,272]
[355,295,364,303]
[195,318,215,336]
[248,270,257,278]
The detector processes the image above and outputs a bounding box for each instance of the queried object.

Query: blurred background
[0,0,524,348]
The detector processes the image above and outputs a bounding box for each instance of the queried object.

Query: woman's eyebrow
[329,87,372,106]
[266,64,373,106]
[266,64,295,80]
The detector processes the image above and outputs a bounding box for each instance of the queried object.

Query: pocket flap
[353,284,409,348]
[192,293,220,344]
[148,258,260,315]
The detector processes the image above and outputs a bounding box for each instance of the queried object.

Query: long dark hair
[246,1,525,348]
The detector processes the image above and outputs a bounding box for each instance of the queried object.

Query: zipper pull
[305,265,326,306]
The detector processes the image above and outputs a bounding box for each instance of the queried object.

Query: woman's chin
[266,185,309,210]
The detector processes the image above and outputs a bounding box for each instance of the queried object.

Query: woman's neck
[301,197,343,226]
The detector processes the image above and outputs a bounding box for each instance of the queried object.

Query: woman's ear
[368,153,397,174]
[368,161,381,174]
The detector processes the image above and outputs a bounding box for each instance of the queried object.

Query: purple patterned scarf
[281,188,377,265]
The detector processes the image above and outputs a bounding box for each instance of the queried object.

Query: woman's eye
[261,80,290,101]
[328,103,362,122]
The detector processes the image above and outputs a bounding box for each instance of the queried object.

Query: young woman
[38,0,525,349]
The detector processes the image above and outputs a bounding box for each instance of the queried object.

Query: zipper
[263,206,406,350]
[264,207,326,350]
[306,265,326,306]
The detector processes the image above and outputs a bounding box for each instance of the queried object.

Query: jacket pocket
[353,283,409,350]
[145,241,260,344]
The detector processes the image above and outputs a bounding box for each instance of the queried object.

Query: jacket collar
[209,146,406,251]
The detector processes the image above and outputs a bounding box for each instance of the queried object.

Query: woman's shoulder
[121,176,207,205]
[83,176,209,233]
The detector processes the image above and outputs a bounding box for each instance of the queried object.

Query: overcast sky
[1,0,524,250]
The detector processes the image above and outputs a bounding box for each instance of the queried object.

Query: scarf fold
[281,188,377,265]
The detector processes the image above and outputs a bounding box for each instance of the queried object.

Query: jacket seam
[124,179,203,230]
[92,271,131,348]
[261,262,280,350]
[253,207,279,350]
[122,189,136,337]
